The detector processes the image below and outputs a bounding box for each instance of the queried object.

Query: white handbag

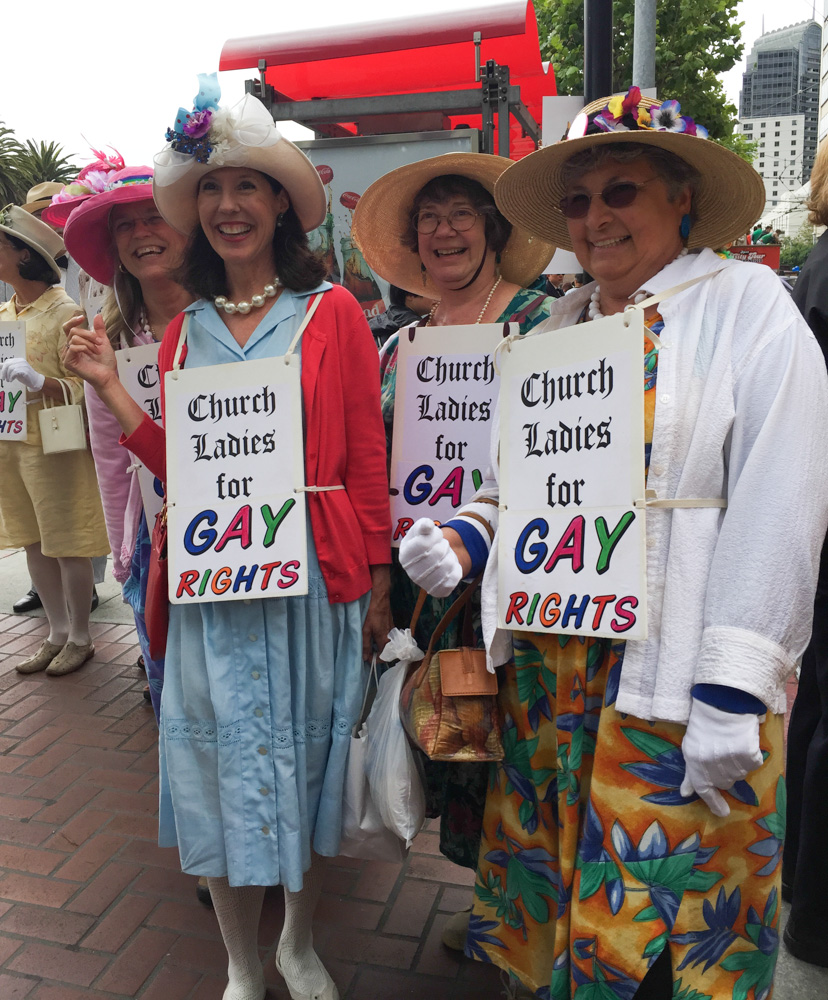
[38,379,87,454]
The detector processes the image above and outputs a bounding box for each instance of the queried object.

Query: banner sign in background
[0,321,27,441]
[164,355,308,604]
[389,323,514,545]
[116,342,163,526]
[497,312,648,639]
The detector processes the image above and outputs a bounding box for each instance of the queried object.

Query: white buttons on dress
[660,394,670,404]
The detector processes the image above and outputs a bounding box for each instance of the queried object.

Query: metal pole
[584,0,614,103]
[632,0,656,89]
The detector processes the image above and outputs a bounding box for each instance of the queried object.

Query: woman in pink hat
[63,166,192,718]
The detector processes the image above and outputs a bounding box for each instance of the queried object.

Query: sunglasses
[558,177,659,220]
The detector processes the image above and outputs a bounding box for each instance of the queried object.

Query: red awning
[219,1,555,154]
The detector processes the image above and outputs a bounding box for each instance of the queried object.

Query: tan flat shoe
[46,642,94,676]
[15,640,65,674]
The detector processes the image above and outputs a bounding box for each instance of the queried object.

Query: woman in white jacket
[401,89,828,999]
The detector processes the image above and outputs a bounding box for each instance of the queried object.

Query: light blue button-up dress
[157,286,370,891]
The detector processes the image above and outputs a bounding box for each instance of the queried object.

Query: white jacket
[462,248,828,722]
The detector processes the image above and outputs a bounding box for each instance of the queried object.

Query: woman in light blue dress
[63,76,392,1000]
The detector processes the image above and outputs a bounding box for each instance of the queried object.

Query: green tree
[780,225,816,268]
[535,0,748,152]
[0,127,80,207]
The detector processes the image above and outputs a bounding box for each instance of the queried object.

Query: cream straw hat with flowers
[494,89,766,252]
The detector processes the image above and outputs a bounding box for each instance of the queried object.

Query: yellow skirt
[0,441,109,558]
[468,632,783,999]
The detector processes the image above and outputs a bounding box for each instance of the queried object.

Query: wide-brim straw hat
[21,182,64,216]
[351,152,556,297]
[494,93,766,252]
[0,204,65,280]
[153,93,325,237]
[63,167,156,285]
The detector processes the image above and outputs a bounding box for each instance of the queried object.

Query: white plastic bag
[363,658,425,847]
[340,657,407,861]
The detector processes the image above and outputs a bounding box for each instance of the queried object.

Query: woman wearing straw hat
[64,74,391,1000]
[399,88,828,998]
[352,153,554,935]
[0,206,109,675]
[62,166,192,718]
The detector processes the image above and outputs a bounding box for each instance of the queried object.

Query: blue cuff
[444,518,489,578]
[692,683,767,714]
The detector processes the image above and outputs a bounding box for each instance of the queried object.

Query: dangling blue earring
[680,214,692,240]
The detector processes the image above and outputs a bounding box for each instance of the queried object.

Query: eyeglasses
[413,208,482,235]
[558,177,659,220]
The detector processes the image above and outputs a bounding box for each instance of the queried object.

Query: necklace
[215,276,280,315]
[588,248,688,320]
[138,307,153,341]
[426,274,503,327]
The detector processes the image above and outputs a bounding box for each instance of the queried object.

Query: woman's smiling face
[416,195,489,292]
[196,167,288,273]
[110,201,188,285]
[564,155,690,299]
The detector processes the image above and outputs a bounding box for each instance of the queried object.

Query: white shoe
[275,942,339,1000]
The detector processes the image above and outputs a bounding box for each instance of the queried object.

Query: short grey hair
[560,143,700,220]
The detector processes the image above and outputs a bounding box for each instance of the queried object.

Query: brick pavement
[0,613,503,999]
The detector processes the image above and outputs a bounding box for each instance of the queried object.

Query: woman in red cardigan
[64,75,391,1000]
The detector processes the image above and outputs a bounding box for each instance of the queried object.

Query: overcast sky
[0,0,822,174]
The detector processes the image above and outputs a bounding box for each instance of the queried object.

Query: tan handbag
[38,379,87,454]
[399,577,504,762]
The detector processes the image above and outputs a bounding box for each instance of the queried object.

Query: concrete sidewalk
[0,566,827,998]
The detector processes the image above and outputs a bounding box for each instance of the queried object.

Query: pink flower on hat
[183,109,213,139]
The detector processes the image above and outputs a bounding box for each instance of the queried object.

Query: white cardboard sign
[0,321,27,441]
[164,354,308,604]
[390,322,515,545]
[116,342,164,526]
[497,310,647,639]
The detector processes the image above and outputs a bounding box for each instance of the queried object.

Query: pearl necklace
[426,274,503,327]
[138,307,154,341]
[215,277,280,315]
[587,249,688,320]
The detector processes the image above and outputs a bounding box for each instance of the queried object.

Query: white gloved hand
[399,518,464,597]
[0,357,45,391]
[680,698,763,817]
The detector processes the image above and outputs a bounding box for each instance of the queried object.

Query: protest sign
[116,342,163,525]
[497,310,647,639]
[0,321,27,441]
[164,354,307,604]
[389,323,515,544]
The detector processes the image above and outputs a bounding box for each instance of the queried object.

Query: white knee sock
[207,877,266,1000]
[57,556,94,645]
[26,543,69,644]
[278,852,337,1000]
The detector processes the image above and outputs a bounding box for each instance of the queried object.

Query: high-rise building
[736,20,821,218]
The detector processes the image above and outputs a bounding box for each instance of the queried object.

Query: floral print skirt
[467,632,784,1000]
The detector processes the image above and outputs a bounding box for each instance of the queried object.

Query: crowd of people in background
[2,76,828,1000]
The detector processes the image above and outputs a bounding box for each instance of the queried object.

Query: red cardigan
[122,285,391,604]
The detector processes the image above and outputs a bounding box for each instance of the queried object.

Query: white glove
[399,518,463,597]
[0,357,45,391]
[680,698,763,817]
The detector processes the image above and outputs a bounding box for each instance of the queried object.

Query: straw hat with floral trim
[63,167,156,285]
[152,72,325,237]
[494,88,766,253]
[0,205,65,280]
[351,152,556,297]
